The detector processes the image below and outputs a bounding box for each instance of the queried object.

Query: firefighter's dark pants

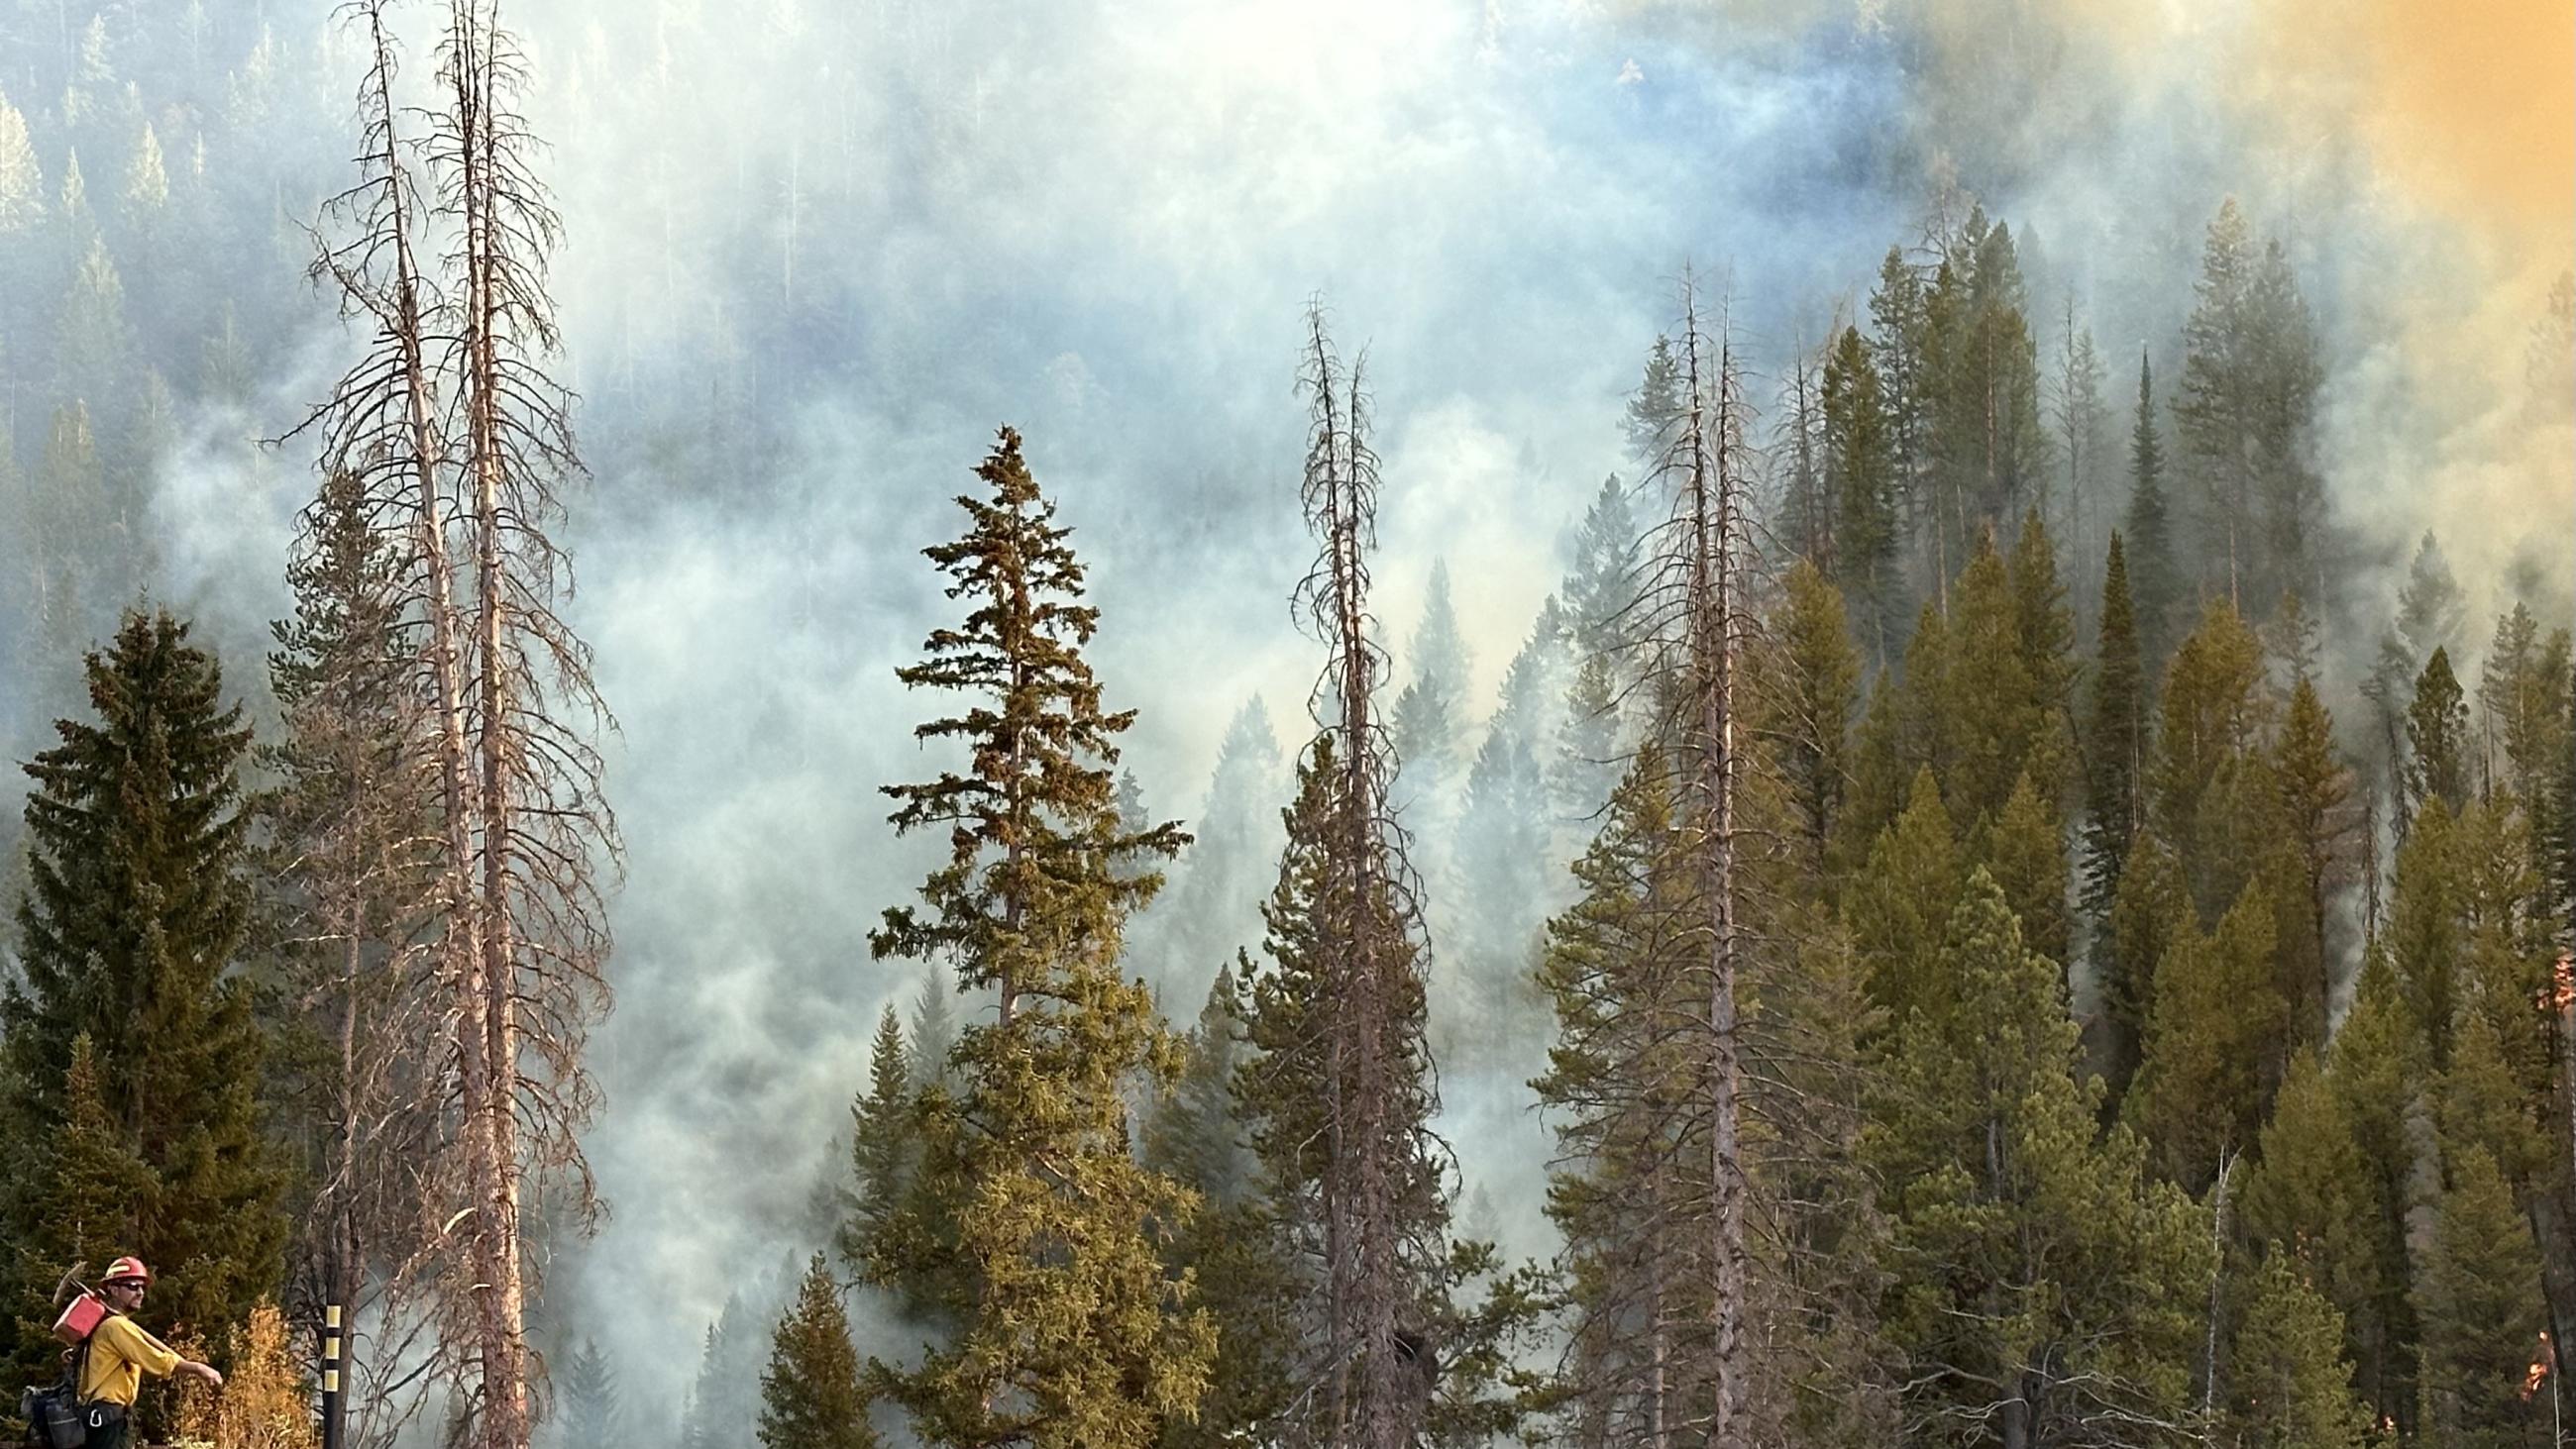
[81,1401,130,1449]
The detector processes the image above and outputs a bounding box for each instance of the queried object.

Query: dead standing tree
[295,4,614,1447]
[1290,304,1443,1449]
[433,4,616,1447]
[1635,277,1755,1448]
[293,3,488,1440]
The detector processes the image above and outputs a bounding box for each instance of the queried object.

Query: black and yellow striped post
[320,1303,344,1449]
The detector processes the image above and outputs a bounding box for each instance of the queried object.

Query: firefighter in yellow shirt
[75,1258,223,1449]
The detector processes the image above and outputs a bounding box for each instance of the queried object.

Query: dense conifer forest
[0,1,2570,1448]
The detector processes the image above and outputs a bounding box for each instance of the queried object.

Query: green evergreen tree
[1928,213,2049,544]
[2415,1148,2545,1449]
[2260,588,2324,704]
[1870,869,2209,1444]
[2237,1051,2379,1382]
[57,148,87,225]
[2363,532,2468,841]
[2150,600,2270,922]
[1762,561,1859,881]
[1776,345,1831,569]
[1834,669,1903,869]
[1894,600,1955,802]
[1143,696,1287,1000]
[1625,336,1684,461]
[121,123,168,223]
[2083,532,2149,927]
[2048,300,2110,576]
[2394,531,2468,666]
[1534,753,1698,1440]
[1843,770,1961,1034]
[2122,352,2182,673]
[259,462,445,1334]
[2326,953,2423,1430]
[2128,880,2284,1192]
[2098,833,2188,1116]
[2437,1008,2548,1198]
[2478,606,2562,787]
[2388,801,2465,1069]
[1869,245,1931,523]
[2176,199,2274,604]
[2405,647,2470,821]
[1937,532,2045,829]
[683,1294,773,1449]
[13,1035,155,1333]
[1823,325,1898,657]
[1562,473,1643,664]
[2,609,286,1383]
[859,429,1214,1448]
[2479,609,2574,921]
[27,403,112,671]
[1142,960,1259,1211]
[2225,1250,2374,1449]
[836,1006,933,1321]
[1553,653,1627,839]
[1234,737,1450,1441]
[1984,771,2071,972]
[2269,674,2353,1049]
[1449,601,1570,1058]
[907,967,958,1091]
[54,234,131,412]
[1142,959,1296,1448]
[2007,510,2079,783]
[0,89,42,233]
[759,1255,878,1449]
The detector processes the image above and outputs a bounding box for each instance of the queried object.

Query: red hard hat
[101,1257,151,1287]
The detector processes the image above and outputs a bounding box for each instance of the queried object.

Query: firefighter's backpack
[18,1337,91,1449]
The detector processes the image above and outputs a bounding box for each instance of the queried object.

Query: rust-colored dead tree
[296,4,613,1446]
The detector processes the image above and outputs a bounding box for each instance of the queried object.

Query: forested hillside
[1,1,2570,1448]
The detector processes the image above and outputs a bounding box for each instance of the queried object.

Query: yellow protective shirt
[76,1313,181,1406]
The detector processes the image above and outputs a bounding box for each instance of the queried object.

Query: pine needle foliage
[862,427,1214,1449]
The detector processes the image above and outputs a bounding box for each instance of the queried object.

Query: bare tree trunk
[1331,348,1402,1449]
[304,6,610,1445]
[2547,949,2576,1398]
[1299,306,1420,1449]
[2201,1150,2235,1419]
[1649,1239,1670,1449]
[299,9,488,1444]
[1303,318,1357,1438]
[331,868,364,1449]
[1671,288,1749,1449]
[450,6,530,1442]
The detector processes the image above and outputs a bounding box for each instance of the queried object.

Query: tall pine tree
[858,428,1214,1448]
[2122,353,2181,674]
[2083,532,2149,928]
[1823,325,1898,660]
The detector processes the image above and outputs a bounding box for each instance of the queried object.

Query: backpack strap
[65,1324,94,1403]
